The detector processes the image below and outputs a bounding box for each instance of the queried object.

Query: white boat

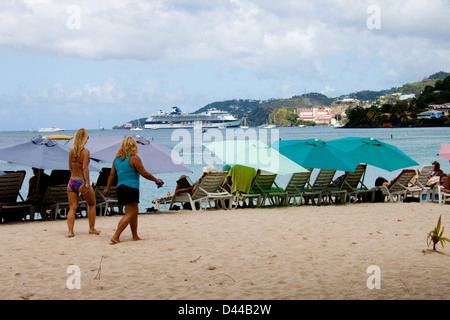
[144,107,242,129]
[240,117,249,128]
[131,127,143,131]
[262,117,276,129]
[38,126,65,133]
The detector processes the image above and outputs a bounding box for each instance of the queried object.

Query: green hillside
[115,71,450,128]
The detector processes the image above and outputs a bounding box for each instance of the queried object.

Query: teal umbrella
[327,137,419,172]
[203,140,308,175]
[271,139,361,172]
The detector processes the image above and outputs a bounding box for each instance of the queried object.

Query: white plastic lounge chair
[432,185,450,204]
[170,171,232,211]
[413,165,436,201]
[373,169,421,202]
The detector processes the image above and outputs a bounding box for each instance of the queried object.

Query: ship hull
[144,119,242,129]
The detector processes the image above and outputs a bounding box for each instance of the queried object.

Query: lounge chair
[332,164,375,203]
[238,170,288,207]
[223,165,258,195]
[49,170,71,186]
[302,169,337,205]
[412,165,435,201]
[169,171,232,211]
[94,168,122,216]
[373,169,421,202]
[283,168,313,205]
[95,186,122,216]
[431,184,450,204]
[40,184,88,220]
[40,184,71,220]
[0,171,32,223]
[152,196,173,211]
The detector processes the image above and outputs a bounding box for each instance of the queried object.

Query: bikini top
[72,149,90,165]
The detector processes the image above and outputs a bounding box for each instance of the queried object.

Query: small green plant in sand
[427,215,450,251]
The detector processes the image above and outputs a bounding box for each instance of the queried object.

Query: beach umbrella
[438,143,450,161]
[0,169,5,176]
[0,135,101,172]
[85,135,191,174]
[203,139,308,175]
[327,137,419,172]
[271,139,361,172]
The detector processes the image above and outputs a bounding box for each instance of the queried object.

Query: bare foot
[89,228,101,235]
[133,236,144,241]
[68,232,75,238]
[110,237,120,245]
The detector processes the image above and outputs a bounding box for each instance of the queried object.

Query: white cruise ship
[144,107,242,129]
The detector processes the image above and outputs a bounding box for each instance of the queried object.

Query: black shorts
[117,185,140,205]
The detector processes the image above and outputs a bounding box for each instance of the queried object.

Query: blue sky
[1,0,450,131]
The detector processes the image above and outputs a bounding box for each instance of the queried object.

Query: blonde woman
[103,136,163,244]
[67,128,100,237]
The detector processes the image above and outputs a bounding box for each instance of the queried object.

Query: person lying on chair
[168,164,216,197]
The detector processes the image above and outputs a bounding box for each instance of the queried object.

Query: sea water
[1,126,450,214]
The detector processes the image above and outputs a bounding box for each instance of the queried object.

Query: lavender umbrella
[85,135,191,174]
[0,136,101,172]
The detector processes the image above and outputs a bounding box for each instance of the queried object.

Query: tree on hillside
[271,108,299,126]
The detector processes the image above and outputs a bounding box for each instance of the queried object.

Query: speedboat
[38,126,65,133]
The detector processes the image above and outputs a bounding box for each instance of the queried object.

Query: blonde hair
[116,136,139,161]
[72,128,89,158]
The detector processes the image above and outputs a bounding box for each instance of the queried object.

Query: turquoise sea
[1,126,450,214]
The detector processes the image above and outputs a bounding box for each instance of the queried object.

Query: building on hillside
[399,94,416,101]
[417,110,445,120]
[429,103,450,116]
[296,107,337,125]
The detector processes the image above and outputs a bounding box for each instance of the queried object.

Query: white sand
[1,202,450,300]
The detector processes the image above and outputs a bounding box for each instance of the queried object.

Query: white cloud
[1,0,450,131]
[1,0,449,82]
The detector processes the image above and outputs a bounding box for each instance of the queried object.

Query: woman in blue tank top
[103,136,163,244]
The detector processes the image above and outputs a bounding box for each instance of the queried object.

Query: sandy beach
[1,202,450,301]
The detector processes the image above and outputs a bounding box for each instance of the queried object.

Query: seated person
[167,165,217,210]
[26,167,50,203]
[169,164,216,197]
[441,173,450,191]
[430,161,444,178]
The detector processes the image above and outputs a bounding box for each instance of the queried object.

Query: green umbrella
[327,137,419,172]
[203,140,308,175]
[271,139,361,172]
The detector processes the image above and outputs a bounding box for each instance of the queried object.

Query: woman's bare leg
[81,184,101,235]
[67,188,79,238]
[110,202,140,244]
